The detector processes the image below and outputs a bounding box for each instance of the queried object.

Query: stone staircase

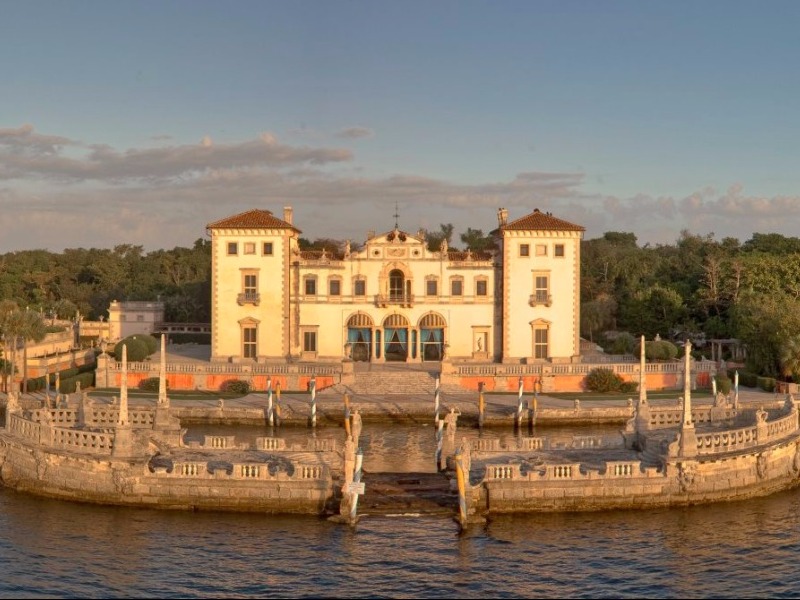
[321,367,469,397]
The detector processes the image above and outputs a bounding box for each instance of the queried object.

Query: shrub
[139,377,165,392]
[59,371,95,394]
[220,379,250,395]
[714,374,732,395]
[642,340,679,361]
[113,337,149,362]
[757,376,776,392]
[585,368,625,393]
[128,334,159,355]
[45,325,66,334]
[610,332,636,355]
[619,381,639,394]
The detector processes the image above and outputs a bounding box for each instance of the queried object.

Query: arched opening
[389,269,405,301]
[419,312,446,362]
[347,313,373,362]
[383,313,409,361]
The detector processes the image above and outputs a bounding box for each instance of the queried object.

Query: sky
[3,1,800,252]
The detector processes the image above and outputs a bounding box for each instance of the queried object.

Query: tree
[459,228,497,252]
[780,335,800,382]
[422,223,455,252]
[18,309,47,393]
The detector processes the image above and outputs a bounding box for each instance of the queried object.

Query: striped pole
[434,375,441,426]
[349,449,364,524]
[478,383,485,429]
[275,382,282,427]
[734,370,740,409]
[344,393,352,437]
[266,377,274,427]
[435,419,444,471]
[455,449,468,529]
[516,376,524,429]
[310,376,317,428]
[530,383,538,428]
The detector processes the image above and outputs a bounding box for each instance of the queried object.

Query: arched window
[389,269,404,300]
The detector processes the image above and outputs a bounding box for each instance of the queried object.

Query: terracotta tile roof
[501,209,585,232]
[206,209,300,231]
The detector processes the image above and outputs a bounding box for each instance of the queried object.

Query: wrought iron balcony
[528,292,552,307]
[237,292,261,306]
[375,293,415,308]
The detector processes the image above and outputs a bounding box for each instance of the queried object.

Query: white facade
[108,300,165,341]
[207,207,584,364]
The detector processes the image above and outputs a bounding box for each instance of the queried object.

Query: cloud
[0,126,353,183]
[3,124,800,252]
[335,126,374,139]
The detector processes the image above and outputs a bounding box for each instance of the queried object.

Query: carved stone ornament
[757,452,769,479]
[677,462,697,493]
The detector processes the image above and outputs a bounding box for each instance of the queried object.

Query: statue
[459,437,471,476]
[344,240,351,258]
[440,238,448,254]
[444,407,459,445]
[351,409,363,447]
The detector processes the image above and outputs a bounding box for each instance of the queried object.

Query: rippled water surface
[3,423,800,598]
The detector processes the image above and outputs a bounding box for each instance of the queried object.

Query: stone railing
[102,359,340,377]
[483,459,661,482]
[7,413,42,443]
[49,426,114,455]
[454,361,716,377]
[647,405,739,429]
[32,408,154,428]
[159,461,327,481]
[256,437,287,451]
[695,410,799,456]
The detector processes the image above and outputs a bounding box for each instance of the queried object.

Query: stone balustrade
[8,414,42,442]
[203,435,237,449]
[695,410,799,455]
[483,459,661,482]
[456,361,715,377]
[255,437,287,451]
[49,426,114,454]
[161,461,327,481]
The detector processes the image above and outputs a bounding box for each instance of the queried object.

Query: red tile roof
[501,209,585,232]
[447,250,495,261]
[206,209,300,231]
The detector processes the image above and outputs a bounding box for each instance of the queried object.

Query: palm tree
[0,300,20,393]
[18,309,47,393]
[780,335,800,383]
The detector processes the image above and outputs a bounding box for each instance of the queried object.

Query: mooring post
[274,382,282,427]
[310,376,317,428]
[455,448,468,530]
[344,393,352,437]
[349,449,364,525]
[434,375,441,426]
[435,419,444,471]
[266,376,274,427]
[516,376,524,430]
[478,382,485,429]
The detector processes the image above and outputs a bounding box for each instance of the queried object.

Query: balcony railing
[529,292,552,307]
[237,292,261,306]
[375,293,415,308]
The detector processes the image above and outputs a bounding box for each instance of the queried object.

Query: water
[3,423,800,598]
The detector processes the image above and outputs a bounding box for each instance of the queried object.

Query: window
[534,327,549,359]
[304,277,317,296]
[136,315,144,322]
[535,244,547,256]
[244,242,256,255]
[554,244,565,257]
[476,280,488,296]
[227,242,238,255]
[303,331,317,352]
[519,244,530,257]
[329,279,341,296]
[244,273,257,294]
[426,279,438,296]
[535,274,549,303]
[243,326,257,358]
[263,242,274,256]
[451,279,463,296]
[354,279,366,296]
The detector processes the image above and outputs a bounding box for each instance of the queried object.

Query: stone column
[678,341,698,457]
[112,344,133,458]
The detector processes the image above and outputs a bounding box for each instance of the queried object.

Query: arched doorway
[383,314,409,362]
[419,312,445,362]
[389,269,405,301]
[347,313,373,362]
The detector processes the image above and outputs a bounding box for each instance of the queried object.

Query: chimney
[283,206,293,225]
[497,207,508,227]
